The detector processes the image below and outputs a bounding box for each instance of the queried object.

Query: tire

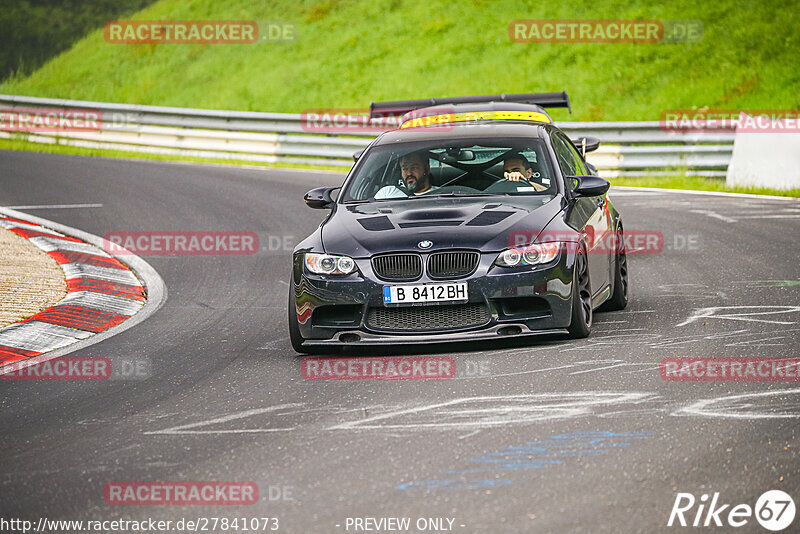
[598,227,629,312]
[568,249,592,338]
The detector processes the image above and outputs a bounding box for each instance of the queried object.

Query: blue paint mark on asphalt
[396,479,513,491]
[396,431,650,491]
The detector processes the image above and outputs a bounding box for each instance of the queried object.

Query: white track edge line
[612,185,799,201]
[0,207,167,375]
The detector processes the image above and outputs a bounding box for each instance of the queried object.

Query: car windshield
[340,138,556,203]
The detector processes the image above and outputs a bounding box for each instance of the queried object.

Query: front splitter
[303,323,569,346]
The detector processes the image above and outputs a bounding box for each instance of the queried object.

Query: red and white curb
[0,207,166,374]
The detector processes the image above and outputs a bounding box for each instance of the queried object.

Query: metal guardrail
[0,94,733,176]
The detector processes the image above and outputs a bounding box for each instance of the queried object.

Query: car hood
[321,195,565,257]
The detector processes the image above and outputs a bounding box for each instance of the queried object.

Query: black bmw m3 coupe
[289,93,628,353]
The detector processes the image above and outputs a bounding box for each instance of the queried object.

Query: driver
[503,154,548,192]
[375,151,440,199]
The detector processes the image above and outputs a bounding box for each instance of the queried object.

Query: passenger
[503,154,547,191]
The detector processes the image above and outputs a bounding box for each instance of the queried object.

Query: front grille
[372,253,422,281]
[427,251,480,279]
[367,303,490,332]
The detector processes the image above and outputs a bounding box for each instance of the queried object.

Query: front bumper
[291,247,575,345]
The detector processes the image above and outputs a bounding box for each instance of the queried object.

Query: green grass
[4,0,798,195]
[2,0,799,121]
[3,136,798,198]
[609,175,800,197]
[0,0,155,83]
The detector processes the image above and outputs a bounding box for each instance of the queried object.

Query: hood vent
[466,210,514,226]
[357,216,395,231]
[398,220,462,228]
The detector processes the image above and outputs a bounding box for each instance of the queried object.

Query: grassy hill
[2,0,798,121]
[0,0,154,82]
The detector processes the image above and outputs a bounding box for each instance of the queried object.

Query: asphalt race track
[1,150,799,533]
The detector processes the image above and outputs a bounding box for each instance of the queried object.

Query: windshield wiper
[348,192,495,203]
[417,193,495,199]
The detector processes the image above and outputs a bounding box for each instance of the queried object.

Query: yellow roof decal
[401,110,551,128]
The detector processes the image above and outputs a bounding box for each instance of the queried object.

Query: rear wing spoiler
[369,91,571,118]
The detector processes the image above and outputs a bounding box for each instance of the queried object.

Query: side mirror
[353,148,365,162]
[571,176,610,197]
[304,186,337,209]
[572,136,600,156]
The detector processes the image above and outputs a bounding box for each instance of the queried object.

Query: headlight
[495,243,560,267]
[304,253,357,275]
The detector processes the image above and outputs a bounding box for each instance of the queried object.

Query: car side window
[554,133,592,193]
[550,134,579,189]
[560,134,589,176]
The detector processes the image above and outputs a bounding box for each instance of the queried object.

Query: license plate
[383,282,467,304]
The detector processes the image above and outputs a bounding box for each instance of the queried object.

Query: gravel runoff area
[0,225,66,329]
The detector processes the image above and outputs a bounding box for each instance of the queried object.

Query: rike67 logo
[668,490,795,531]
